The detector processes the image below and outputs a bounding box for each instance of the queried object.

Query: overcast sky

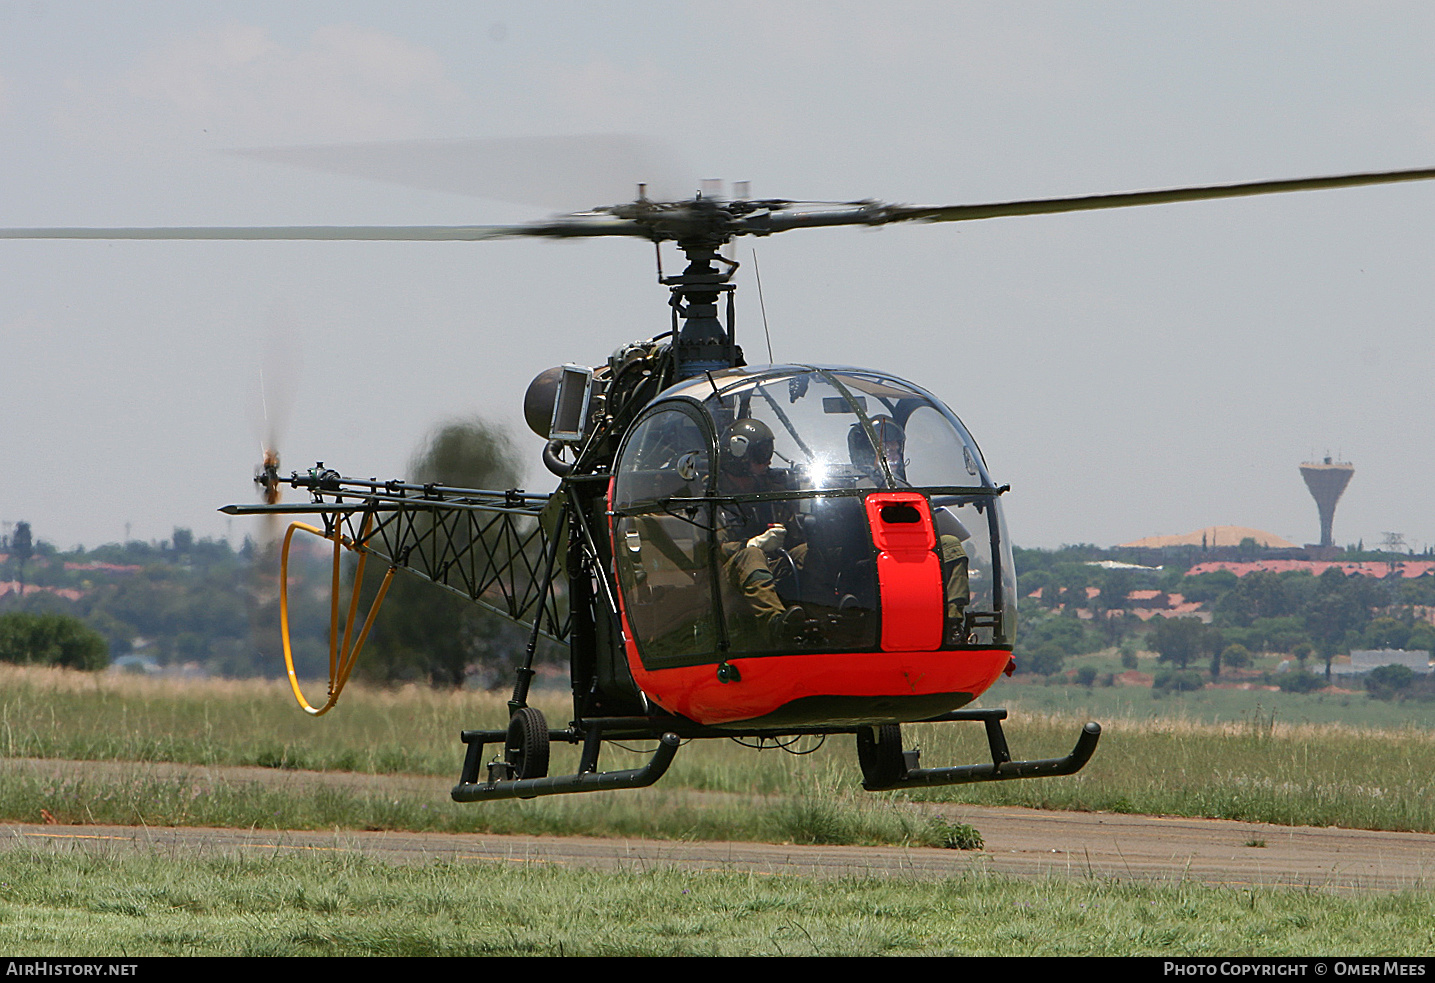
[2,1,1433,553]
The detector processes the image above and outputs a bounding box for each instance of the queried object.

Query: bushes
[1022,643,1066,676]
[1363,664,1435,702]
[1153,668,1204,693]
[1277,668,1325,693]
[0,612,108,671]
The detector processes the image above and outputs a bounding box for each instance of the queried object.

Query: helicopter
[7,161,1435,801]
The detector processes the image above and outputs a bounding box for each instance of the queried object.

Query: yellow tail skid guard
[279,516,395,716]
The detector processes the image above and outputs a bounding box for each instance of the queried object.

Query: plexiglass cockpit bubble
[611,366,1015,671]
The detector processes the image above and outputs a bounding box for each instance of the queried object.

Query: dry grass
[3,665,1434,835]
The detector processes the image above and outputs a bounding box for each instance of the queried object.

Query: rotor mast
[665,235,741,379]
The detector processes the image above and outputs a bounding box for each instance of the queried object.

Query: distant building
[1119,526,1297,550]
[1029,586,1207,622]
[1331,649,1433,678]
[1185,560,1435,580]
[1086,560,1164,572]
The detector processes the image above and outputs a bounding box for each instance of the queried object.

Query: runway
[8,804,1433,894]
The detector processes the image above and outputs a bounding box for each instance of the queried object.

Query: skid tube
[453,725,681,803]
[451,708,1099,802]
[860,709,1102,792]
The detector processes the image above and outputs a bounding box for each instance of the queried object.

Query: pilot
[717,419,813,642]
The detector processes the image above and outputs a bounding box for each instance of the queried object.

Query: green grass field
[1003,663,1435,731]
[2,665,1434,839]
[4,848,1433,956]
[4,665,1435,956]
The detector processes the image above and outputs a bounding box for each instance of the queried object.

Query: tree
[1215,570,1297,627]
[1153,667,1203,693]
[1220,643,1252,670]
[10,522,32,598]
[1023,643,1066,677]
[0,611,108,670]
[1150,616,1207,670]
[1204,624,1226,677]
[171,527,194,557]
[1304,568,1369,678]
[1365,663,1415,701]
[354,418,535,688]
[1362,617,1411,651]
[1292,641,1314,669]
[409,418,523,490]
[1278,668,1325,693]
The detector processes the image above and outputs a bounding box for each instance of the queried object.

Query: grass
[0,667,469,776]
[1003,670,1435,730]
[3,848,1434,956]
[0,765,957,847]
[896,711,1435,832]
[5,665,1435,956]
[2,664,1435,838]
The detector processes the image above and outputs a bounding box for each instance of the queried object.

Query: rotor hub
[664,239,742,378]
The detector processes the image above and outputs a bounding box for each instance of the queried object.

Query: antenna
[753,248,774,363]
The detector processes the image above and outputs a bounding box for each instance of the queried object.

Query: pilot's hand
[747,525,785,555]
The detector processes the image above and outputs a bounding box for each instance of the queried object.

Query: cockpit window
[612,405,719,668]
[613,407,710,508]
[828,372,990,487]
[698,369,989,491]
[611,367,1015,667]
[703,371,889,490]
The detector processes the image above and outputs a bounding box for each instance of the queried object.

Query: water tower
[1300,456,1354,549]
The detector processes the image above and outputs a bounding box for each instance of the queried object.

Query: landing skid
[856,709,1101,792]
[451,707,1100,802]
[453,729,680,803]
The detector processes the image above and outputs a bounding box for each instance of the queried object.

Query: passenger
[847,414,908,485]
[935,508,972,640]
[851,415,972,640]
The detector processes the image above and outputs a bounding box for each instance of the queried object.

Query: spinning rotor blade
[766,165,1435,232]
[253,311,300,516]
[0,218,647,241]
[228,134,695,211]
[6,165,1435,246]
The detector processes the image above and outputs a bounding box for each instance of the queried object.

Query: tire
[505,706,550,781]
[855,723,906,789]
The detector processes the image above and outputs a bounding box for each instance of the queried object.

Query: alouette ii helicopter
[8,159,1435,802]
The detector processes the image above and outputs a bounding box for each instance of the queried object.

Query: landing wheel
[856,723,906,789]
[505,706,550,781]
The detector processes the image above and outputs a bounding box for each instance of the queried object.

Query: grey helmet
[721,418,775,474]
[848,415,906,478]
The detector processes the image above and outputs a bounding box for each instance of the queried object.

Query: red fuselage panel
[627,643,1012,727]
[864,492,945,651]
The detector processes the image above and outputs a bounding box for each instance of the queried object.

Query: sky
[2,1,1433,553]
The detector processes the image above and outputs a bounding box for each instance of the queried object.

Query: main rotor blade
[228,134,694,210]
[0,217,648,241]
[10,165,1434,245]
[880,166,1435,226]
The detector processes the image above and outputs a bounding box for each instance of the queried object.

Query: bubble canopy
[685,366,993,487]
[611,365,1015,671]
